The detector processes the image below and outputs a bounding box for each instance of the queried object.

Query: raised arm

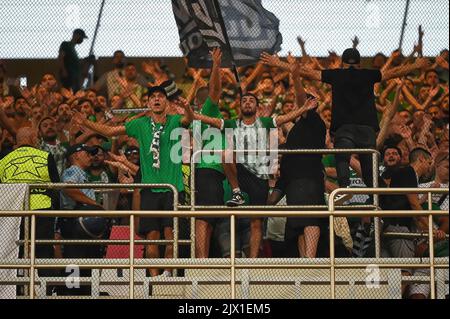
[209,48,223,104]
[275,98,318,126]
[177,97,194,128]
[193,113,223,129]
[292,63,307,107]
[376,84,403,149]
[241,62,264,92]
[75,113,126,138]
[382,58,430,82]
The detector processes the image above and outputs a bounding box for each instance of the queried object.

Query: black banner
[172,0,283,68]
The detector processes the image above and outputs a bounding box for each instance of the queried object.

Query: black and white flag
[172,0,283,68]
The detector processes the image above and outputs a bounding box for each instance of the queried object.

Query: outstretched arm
[275,98,318,126]
[382,58,430,81]
[75,113,127,138]
[193,113,223,129]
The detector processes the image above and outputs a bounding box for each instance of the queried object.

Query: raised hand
[304,97,318,111]
[60,87,74,100]
[352,36,360,49]
[429,86,441,99]
[297,36,306,48]
[71,110,86,127]
[75,90,86,99]
[260,52,282,67]
[210,47,222,67]
[286,52,296,65]
[399,125,412,140]
[108,151,128,164]
[416,57,431,70]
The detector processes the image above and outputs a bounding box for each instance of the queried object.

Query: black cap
[342,48,361,65]
[73,29,88,39]
[66,144,98,159]
[147,85,168,98]
[161,80,183,101]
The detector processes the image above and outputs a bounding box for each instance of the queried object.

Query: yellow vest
[0,146,52,210]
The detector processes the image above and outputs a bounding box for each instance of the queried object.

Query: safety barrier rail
[0,187,447,299]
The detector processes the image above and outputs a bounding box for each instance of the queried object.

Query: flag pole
[83,0,107,89]
[211,0,243,95]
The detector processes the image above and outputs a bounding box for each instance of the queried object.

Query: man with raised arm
[264,49,429,203]
[192,48,228,258]
[195,92,316,258]
[73,86,193,277]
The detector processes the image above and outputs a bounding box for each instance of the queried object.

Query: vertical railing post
[129,214,135,299]
[372,152,381,258]
[172,189,179,277]
[428,192,436,299]
[24,185,31,297]
[29,214,36,299]
[230,214,236,299]
[190,152,198,259]
[329,195,336,299]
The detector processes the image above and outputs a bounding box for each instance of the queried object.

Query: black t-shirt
[280,110,326,181]
[322,68,382,133]
[381,166,418,227]
[59,41,80,75]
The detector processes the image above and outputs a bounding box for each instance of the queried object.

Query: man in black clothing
[277,97,326,258]
[58,29,88,92]
[380,148,439,295]
[297,48,429,201]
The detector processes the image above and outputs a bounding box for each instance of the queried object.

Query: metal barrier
[190,149,381,258]
[329,187,449,300]
[23,183,179,299]
[1,187,447,299]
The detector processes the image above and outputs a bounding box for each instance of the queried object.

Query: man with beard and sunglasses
[38,117,67,177]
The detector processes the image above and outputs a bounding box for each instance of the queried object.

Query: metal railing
[190,148,381,258]
[1,186,447,299]
[329,187,449,300]
[23,183,179,299]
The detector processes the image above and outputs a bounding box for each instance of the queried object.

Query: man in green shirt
[73,86,193,277]
[192,48,227,258]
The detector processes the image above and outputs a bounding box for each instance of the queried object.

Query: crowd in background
[0,29,449,298]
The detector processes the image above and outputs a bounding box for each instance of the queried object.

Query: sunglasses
[125,149,139,156]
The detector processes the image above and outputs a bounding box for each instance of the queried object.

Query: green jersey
[194,97,225,173]
[125,114,185,192]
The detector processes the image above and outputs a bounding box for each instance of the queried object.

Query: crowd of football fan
[0,29,448,298]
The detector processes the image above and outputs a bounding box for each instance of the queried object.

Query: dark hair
[114,50,125,56]
[126,62,136,68]
[79,99,93,108]
[241,92,259,106]
[425,69,439,78]
[372,53,387,62]
[382,145,402,159]
[409,147,432,163]
[38,116,55,131]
